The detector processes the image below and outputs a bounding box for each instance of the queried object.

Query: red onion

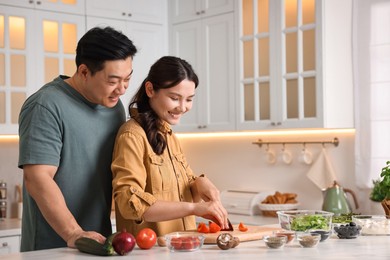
[112,229,136,255]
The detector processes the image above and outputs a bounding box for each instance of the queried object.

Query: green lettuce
[291,215,330,231]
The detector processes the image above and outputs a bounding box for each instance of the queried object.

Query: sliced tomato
[208,221,221,233]
[238,222,248,232]
[197,222,209,233]
[170,237,183,250]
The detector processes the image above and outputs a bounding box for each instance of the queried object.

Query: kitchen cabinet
[0,219,22,255]
[86,16,168,114]
[0,5,85,134]
[0,235,20,255]
[86,0,166,25]
[237,0,353,130]
[169,0,234,24]
[0,0,85,15]
[170,11,236,132]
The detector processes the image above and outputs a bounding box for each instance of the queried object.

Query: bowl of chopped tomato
[165,232,205,252]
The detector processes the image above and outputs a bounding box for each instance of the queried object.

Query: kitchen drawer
[0,235,20,255]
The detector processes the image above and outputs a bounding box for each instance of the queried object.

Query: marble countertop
[4,233,390,259]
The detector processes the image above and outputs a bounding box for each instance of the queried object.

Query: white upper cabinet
[237,0,354,130]
[170,0,234,24]
[87,17,168,114]
[86,0,166,25]
[0,0,85,15]
[0,5,85,134]
[170,7,235,132]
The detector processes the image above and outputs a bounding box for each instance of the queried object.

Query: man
[18,26,137,251]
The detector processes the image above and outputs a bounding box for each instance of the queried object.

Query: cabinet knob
[122,12,126,16]
[196,11,201,15]
[201,10,205,14]
[29,0,33,4]
[128,13,132,17]
[2,242,8,247]
[36,1,41,4]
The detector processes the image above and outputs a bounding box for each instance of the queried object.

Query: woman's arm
[142,199,228,229]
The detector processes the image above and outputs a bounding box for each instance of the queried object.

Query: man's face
[85,57,133,108]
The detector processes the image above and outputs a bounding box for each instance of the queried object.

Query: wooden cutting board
[201,224,282,244]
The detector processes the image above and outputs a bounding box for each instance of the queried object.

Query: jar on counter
[0,201,6,218]
[0,181,6,200]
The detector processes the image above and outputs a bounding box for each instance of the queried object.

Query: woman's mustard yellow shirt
[111,109,198,237]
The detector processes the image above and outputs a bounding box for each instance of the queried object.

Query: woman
[111,56,228,237]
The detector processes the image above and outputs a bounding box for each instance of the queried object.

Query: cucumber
[104,231,119,246]
[75,237,115,256]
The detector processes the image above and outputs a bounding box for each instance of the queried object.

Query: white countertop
[4,233,390,259]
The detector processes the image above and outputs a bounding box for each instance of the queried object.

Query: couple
[18,26,228,252]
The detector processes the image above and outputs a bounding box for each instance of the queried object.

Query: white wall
[0,129,379,218]
[177,130,374,215]
[0,139,23,218]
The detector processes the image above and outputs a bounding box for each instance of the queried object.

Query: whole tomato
[136,228,157,250]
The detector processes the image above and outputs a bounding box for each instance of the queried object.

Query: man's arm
[23,164,106,247]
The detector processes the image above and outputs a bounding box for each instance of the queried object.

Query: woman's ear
[145,81,154,97]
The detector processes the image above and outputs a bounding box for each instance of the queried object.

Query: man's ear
[145,81,154,97]
[78,64,89,80]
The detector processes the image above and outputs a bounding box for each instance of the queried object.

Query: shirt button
[176,174,180,178]
[130,187,137,193]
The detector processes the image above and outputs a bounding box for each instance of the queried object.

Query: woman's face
[146,79,196,125]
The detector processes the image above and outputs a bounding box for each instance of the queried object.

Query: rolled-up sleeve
[111,128,157,221]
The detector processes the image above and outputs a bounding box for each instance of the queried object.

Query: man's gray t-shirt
[18,76,126,251]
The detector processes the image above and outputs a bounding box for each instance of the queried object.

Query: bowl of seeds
[263,235,287,249]
[297,233,321,248]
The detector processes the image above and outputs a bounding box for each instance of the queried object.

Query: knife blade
[220,218,234,231]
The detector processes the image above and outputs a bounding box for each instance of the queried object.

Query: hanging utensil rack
[252,137,339,147]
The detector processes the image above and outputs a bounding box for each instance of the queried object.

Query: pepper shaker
[0,201,6,218]
[0,181,6,200]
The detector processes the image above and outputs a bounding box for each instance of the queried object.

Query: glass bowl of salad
[276,210,334,233]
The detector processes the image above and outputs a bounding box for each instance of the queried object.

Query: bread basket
[258,203,299,217]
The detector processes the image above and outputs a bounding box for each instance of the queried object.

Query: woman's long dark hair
[129,56,199,155]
